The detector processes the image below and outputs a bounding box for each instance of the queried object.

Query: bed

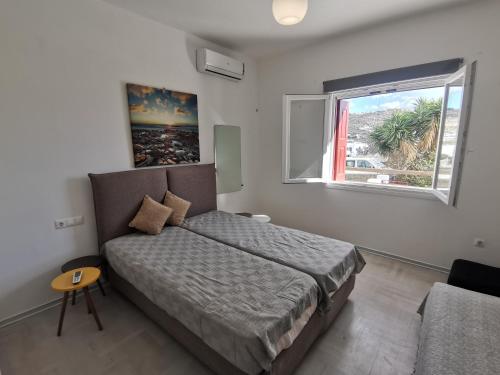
[89,164,357,375]
[416,282,500,375]
[182,210,365,309]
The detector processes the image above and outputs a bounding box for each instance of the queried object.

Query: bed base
[108,266,355,375]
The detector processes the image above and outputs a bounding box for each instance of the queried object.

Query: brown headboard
[89,163,216,248]
[166,164,217,217]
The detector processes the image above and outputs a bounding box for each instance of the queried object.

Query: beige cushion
[164,190,192,226]
[129,195,173,235]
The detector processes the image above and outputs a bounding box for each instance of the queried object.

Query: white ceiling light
[272,0,308,26]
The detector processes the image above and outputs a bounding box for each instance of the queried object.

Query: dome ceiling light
[272,0,308,26]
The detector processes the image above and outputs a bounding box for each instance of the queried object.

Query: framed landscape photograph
[126,83,200,167]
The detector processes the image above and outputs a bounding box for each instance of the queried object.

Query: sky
[127,83,198,126]
[346,86,460,114]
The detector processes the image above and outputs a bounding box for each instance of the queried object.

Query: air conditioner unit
[196,48,244,81]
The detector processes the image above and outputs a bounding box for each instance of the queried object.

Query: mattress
[103,226,318,375]
[416,282,500,375]
[182,210,365,309]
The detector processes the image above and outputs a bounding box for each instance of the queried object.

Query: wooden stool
[51,267,103,336]
[61,255,106,305]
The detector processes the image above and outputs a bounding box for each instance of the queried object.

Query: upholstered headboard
[89,163,216,248]
[166,164,217,217]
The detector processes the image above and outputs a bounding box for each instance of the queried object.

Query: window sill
[325,181,438,200]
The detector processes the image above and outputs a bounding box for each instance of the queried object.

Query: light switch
[54,216,84,229]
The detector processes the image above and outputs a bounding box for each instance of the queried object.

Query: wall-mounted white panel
[215,125,242,194]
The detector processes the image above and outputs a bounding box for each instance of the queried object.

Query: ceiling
[104,0,473,59]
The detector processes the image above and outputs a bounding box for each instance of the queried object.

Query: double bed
[89,164,365,375]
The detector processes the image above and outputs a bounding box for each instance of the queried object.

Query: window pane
[340,86,444,188]
[289,100,325,179]
[435,77,465,196]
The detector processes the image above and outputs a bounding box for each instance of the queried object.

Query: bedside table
[61,255,106,305]
[51,267,103,336]
[236,212,271,223]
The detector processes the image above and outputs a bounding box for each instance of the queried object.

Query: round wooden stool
[61,255,106,306]
[51,267,103,336]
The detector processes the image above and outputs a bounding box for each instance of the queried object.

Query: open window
[282,94,333,183]
[282,60,476,206]
[432,65,474,205]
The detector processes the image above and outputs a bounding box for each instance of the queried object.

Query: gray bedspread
[416,282,500,375]
[182,210,365,309]
[103,226,318,375]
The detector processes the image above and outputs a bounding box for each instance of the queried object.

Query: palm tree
[413,98,442,153]
[370,98,442,170]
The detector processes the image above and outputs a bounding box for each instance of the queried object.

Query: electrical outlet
[55,220,65,229]
[54,216,84,229]
[473,238,485,248]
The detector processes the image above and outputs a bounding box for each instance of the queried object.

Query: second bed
[182,210,365,309]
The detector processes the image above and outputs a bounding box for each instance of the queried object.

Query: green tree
[370,98,442,186]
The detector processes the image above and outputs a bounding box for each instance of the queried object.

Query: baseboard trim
[358,246,450,274]
[0,283,106,330]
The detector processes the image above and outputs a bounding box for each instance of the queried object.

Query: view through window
[336,86,460,188]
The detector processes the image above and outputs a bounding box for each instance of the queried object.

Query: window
[282,61,475,205]
[282,95,333,183]
[432,65,472,204]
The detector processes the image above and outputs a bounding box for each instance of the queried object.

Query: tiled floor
[0,252,446,375]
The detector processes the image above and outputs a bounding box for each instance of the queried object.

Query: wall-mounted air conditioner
[196,48,244,81]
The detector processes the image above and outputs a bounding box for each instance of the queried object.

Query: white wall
[256,0,500,269]
[0,0,259,321]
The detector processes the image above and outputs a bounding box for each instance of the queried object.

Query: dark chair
[448,259,500,298]
[61,255,106,305]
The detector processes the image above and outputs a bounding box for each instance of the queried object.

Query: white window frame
[432,62,475,205]
[282,94,334,183]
